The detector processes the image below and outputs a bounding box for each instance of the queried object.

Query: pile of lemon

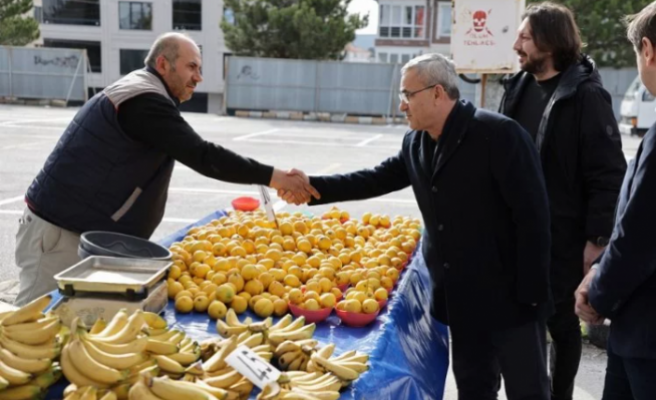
[165,207,421,320]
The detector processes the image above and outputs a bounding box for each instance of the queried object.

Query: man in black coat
[281,53,552,399]
[576,3,656,398]
[499,4,627,399]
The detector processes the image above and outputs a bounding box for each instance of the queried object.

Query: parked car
[619,75,656,137]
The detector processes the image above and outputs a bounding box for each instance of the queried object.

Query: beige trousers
[14,207,80,306]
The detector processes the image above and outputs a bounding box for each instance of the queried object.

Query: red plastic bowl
[337,283,349,293]
[288,302,332,323]
[378,299,388,309]
[231,196,260,211]
[335,308,380,327]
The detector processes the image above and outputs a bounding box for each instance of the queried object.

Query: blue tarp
[45,210,449,399]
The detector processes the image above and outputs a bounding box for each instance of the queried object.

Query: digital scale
[52,256,171,328]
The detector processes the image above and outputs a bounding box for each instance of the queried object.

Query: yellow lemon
[230,296,248,314]
[254,298,274,318]
[216,284,236,303]
[167,281,184,299]
[362,298,379,314]
[194,296,210,312]
[273,299,288,316]
[320,293,336,309]
[208,300,227,319]
[175,296,194,313]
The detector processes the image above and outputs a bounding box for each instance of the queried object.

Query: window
[173,0,201,31]
[223,7,235,25]
[120,49,149,75]
[377,52,388,63]
[119,2,152,30]
[43,0,100,26]
[437,2,452,38]
[44,39,102,72]
[379,4,424,39]
[34,7,43,23]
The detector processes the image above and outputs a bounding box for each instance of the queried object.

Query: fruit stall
[0,207,449,400]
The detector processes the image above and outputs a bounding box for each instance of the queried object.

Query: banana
[0,335,60,360]
[29,362,61,389]
[295,339,318,349]
[228,377,253,398]
[128,380,165,400]
[168,349,201,366]
[317,344,335,359]
[153,355,185,374]
[2,294,51,326]
[126,365,160,385]
[251,344,272,353]
[142,312,167,329]
[128,359,157,375]
[168,332,186,346]
[61,345,110,387]
[99,391,118,400]
[279,350,302,370]
[288,372,322,383]
[82,339,148,369]
[63,383,78,397]
[91,309,129,338]
[269,315,293,332]
[149,376,221,400]
[275,341,301,357]
[2,315,58,334]
[148,330,179,342]
[241,332,263,348]
[215,320,247,338]
[329,350,356,362]
[180,337,194,348]
[293,378,342,393]
[310,354,358,381]
[181,341,198,353]
[333,360,368,374]
[112,382,131,400]
[0,375,7,390]
[90,318,107,334]
[0,348,51,373]
[280,391,321,400]
[0,385,42,400]
[291,389,340,400]
[287,353,304,371]
[203,369,242,389]
[224,309,245,328]
[203,336,237,372]
[236,330,251,345]
[334,353,369,364]
[181,373,196,382]
[179,380,229,400]
[79,386,98,400]
[274,317,305,334]
[67,339,127,384]
[185,361,204,376]
[299,356,309,372]
[145,339,178,355]
[247,318,272,333]
[204,366,235,378]
[144,328,168,337]
[81,332,148,355]
[87,311,145,345]
[268,324,316,346]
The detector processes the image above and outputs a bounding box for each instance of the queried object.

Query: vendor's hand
[270,168,320,205]
[583,241,605,275]
[574,268,604,325]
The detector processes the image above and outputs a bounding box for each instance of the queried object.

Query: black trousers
[451,319,550,400]
[547,296,582,400]
[602,349,656,400]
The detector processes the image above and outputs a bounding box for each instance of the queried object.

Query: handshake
[270,168,321,205]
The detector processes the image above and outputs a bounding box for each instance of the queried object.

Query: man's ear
[155,55,168,75]
[642,37,655,66]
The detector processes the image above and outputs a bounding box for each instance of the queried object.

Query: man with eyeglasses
[279,53,552,399]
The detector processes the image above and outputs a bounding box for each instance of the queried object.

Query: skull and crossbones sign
[466,9,494,36]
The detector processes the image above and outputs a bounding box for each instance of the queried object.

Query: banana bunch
[63,385,118,400]
[0,294,65,399]
[307,347,369,385]
[273,340,318,372]
[128,373,238,400]
[257,379,341,400]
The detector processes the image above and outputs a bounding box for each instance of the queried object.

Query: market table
[45,210,449,400]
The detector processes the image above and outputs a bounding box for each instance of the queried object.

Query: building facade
[33,0,227,113]
[375,0,452,64]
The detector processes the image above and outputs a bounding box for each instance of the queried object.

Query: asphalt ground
[0,104,643,399]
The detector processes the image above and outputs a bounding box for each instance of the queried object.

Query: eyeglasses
[399,83,438,103]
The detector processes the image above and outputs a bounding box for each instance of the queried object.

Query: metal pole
[480,73,487,109]
[8,47,13,98]
[83,49,89,102]
[314,61,320,114]
[65,51,84,106]
[387,63,399,122]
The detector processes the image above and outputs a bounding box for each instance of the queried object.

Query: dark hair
[522,2,582,71]
[625,2,656,51]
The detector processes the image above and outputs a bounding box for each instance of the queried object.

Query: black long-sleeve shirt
[116,71,273,186]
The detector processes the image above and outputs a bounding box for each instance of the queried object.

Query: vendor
[13,32,318,306]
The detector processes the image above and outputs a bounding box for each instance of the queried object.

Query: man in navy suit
[575,3,656,399]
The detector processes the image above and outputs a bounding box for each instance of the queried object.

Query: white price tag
[258,185,278,227]
[225,345,281,389]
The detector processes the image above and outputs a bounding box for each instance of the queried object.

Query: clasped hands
[574,268,605,326]
[270,168,319,205]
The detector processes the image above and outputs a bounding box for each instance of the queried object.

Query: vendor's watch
[589,236,610,247]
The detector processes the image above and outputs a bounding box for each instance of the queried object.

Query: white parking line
[0,196,24,207]
[356,134,383,147]
[233,128,279,141]
[1,140,54,150]
[0,210,22,215]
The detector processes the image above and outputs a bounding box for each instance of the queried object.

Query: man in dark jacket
[576,3,656,398]
[281,53,552,400]
[499,4,627,399]
[14,32,318,306]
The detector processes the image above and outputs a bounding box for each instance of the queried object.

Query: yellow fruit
[362,212,372,224]
[320,293,336,309]
[270,269,286,282]
[193,250,208,263]
[375,288,388,301]
[168,281,184,299]
[330,287,342,300]
[305,281,321,294]
[297,240,312,253]
[194,296,210,312]
[208,300,228,319]
[244,279,264,296]
[304,298,321,311]
[381,276,394,290]
[254,298,274,318]
[304,290,320,304]
[319,277,333,293]
[318,236,331,250]
[216,284,236,303]
[175,290,192,301]
[368,278,381,290]
[362,299,379,314]
[265,249,282,262]
[231,296,248,314]
[214,259,230,272]
[241,264,259,281]
[211,272,228,286]
[202,283,218,297]
[228,273,245,293]
[237,292,252,304]
[284,274,301,288]
[175,296,194,313]
[344,299,362,313]
[268,280,286,298]
[273,299,288,316]
[288,288,303,304]
[319,267,335,280]
[353,292,367,304]
[168,265,182,280]
[192,277,205,286]
[336,300,347,311]
[230,246,246,257]
[193,264,211,279]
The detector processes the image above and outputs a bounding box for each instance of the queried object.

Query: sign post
[451,0,526,107]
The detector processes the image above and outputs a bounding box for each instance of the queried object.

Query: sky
[349,0,378,35]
